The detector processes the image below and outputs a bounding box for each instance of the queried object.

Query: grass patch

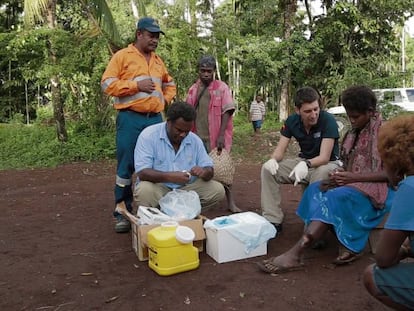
[0,123,115,169]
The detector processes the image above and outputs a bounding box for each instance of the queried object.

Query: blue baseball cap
[137,17,165,35]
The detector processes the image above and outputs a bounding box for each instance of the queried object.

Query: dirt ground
[0,135,390,311]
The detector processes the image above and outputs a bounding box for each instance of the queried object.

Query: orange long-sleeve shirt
[101,44,176,113]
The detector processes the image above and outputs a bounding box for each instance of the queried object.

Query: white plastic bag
[159,189,201,221]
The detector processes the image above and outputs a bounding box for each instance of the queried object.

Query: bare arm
[219,110,232,137]
[307,137,335,168]
[261,103,266,120]
[271,135,290,161]
[138,168,191,185]
[138,166,214,184]
[332,170,388,185]
[217,110,234,150]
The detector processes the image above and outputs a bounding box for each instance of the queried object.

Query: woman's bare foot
[258,253,304,274]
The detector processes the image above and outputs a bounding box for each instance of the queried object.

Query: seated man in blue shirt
[261,86,341,235]
[133,101,225,211]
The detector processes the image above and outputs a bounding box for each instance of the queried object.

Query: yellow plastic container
[147,222,199,276]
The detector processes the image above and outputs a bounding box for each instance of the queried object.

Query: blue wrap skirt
[297,181,395,253]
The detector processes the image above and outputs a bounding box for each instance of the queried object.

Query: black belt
[123,109,160,118]
[136,111,160,118]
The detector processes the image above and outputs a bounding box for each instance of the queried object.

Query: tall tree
[279,0,297,121]
[23,0,122,140]
[24,0,67,141]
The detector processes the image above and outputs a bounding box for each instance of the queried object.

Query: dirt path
[0,160,388,311]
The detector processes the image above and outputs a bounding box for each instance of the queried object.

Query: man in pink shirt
[186,55,240,213]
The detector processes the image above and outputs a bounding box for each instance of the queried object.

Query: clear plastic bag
[159,189,201,221]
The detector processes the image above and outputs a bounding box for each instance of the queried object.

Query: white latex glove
[289,161,308,186]
[263,158,279,175]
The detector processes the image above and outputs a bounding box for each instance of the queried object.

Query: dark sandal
[333,247,363,266]
[256,259,304,274]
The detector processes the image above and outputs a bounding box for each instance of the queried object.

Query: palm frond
[81,0,122,46]
[24,0,50,25]
[80,24,102,39]
[131,0,147,18]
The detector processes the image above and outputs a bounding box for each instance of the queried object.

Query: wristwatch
[305,159,312,168]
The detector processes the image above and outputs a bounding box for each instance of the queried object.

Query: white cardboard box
[205,226,267,263]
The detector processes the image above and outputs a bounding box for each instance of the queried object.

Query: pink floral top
[341,112,388,208]
[186,79,235,151]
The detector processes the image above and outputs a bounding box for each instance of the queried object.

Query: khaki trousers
[133,178,225,210]
[261,157,341,224]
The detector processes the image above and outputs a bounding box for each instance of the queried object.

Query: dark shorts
[373,262,414,309]
[252,120,263,129]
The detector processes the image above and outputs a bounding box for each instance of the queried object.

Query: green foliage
[306,0,414,98]
[1,0,414,141]
[35,104,54,124]
[0,25,116,127]
[10,113,24,124]
[0,123,115,169]
[59,35,117,129]
[159,20,203,100]
[0,0,23,32]
[378,102,414,120]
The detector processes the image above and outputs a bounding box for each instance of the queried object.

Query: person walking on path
[260,86,341,235]
[249,94,266,135]
[101,17,176,233]
[186,55,241,213]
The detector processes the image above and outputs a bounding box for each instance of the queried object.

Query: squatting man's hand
[289,161,308,186]
[263,158,279,175]
[174,170,192,184]
[189,166,208,179]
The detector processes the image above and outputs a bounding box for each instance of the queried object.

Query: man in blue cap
[137,17,165,35]
[101,17,176,233]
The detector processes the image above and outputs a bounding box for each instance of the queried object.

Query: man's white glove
[289,161,308,186]
[263,158,279,175]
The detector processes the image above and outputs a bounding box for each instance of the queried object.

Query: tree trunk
[47,0,67,142]
[279,80,289,121]
[278,0,297,121]
[50,75,67,141]
[25,81,29,124]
